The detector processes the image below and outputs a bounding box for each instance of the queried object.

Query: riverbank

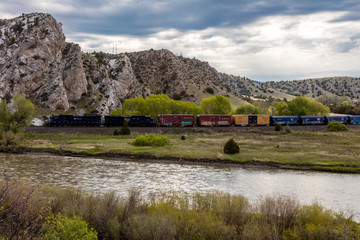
[9,128,360,173]
[2,179,359,239]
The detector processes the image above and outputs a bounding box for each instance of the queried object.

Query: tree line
[111,94,330,118]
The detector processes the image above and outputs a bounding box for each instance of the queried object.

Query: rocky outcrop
[0,13,71,110]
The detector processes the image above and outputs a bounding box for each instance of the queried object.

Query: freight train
[47,114,360,127]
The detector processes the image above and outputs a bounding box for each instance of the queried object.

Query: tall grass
[1,179,359,239]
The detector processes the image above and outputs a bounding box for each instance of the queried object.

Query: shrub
[119,120,131,135]
[41,213,98,239]
[113,129,119,135]
[205,87,215,94]
[327,121,349,131]
[181,135,186,140]
[274,124,282,132]
[132,134,170,146]
[284,127,292,133]
[224,138,239,154]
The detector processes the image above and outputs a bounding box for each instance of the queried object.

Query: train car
[270,116,300,125]
[299,116,325,125]
[249,115,270,126]
[197,115,231,126]
[48,115,101,126]
[158,114,194,127]
[324,116,349,124]
[348,116,360,124]
[231,115,248,126]
[104,115,155,127]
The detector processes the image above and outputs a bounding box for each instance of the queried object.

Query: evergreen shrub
[119,120,131,135]
[224,138,240,154]
[113,129,119,135]
[274,124,282,132]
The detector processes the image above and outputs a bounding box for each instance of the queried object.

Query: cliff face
[0,13,71,110]
[0,13,142,115]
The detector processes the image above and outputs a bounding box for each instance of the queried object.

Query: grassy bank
[1,179,359,239]
[12,128,360,173]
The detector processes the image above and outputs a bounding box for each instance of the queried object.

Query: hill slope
[261,77,360,100]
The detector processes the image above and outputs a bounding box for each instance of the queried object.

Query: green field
[19,128,360,173]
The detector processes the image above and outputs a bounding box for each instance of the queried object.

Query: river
[1,153,359,219]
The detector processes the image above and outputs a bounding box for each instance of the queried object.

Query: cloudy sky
[1,0,360,82]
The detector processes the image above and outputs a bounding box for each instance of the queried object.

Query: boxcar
[158,114,194,127]
[270,116,300,125]
[231,115,248,126]
[299,116,325,125]
[348,116,360,124]
[197,115,231,126]
[48,115,101,126]
[324,116,349,124]
[104,115,155,127]
[250,115,270,126]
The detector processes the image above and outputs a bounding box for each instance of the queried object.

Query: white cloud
[67,11,360,81]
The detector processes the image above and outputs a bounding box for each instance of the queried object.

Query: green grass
[21,129,360,173]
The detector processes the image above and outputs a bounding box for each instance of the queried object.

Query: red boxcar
[197,115,231,126]
[158,114,194,127]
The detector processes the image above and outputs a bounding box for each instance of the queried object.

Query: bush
[41,213,98,239]
[284,127,292,133]
[181,135,186,140]
[205,87,215,94]
[274,124,282,132]
[119,120,131,135]
[132,134,170,146]
[327,121,349,131]
[113,129,120,135]
[224,139,239,154]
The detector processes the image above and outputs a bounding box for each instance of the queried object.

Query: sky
[1,0,360,82]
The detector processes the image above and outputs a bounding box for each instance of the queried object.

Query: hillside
[262,77,360,101]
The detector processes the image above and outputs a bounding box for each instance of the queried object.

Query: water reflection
[1,153,359,218]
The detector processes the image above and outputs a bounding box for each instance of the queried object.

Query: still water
[1,153,359,218]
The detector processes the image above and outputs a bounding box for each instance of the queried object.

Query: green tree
[234,104,259,114]
[0,95,35,132]
[119,94,201,121]
[272,101,291,116]
[121,97,148,115]
[110,108,122,116]
[200,95,232,114]
[272,97,329,116]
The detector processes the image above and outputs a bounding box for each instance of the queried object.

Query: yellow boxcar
[256,115,270,126]
[231,115,249,126]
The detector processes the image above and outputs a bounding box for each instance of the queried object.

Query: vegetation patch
[327,121,349,132]
[132,134,170,146]
[1,180,359,239]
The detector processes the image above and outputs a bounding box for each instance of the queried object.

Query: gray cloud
[1,0,359,36]
[1,0,360,81]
